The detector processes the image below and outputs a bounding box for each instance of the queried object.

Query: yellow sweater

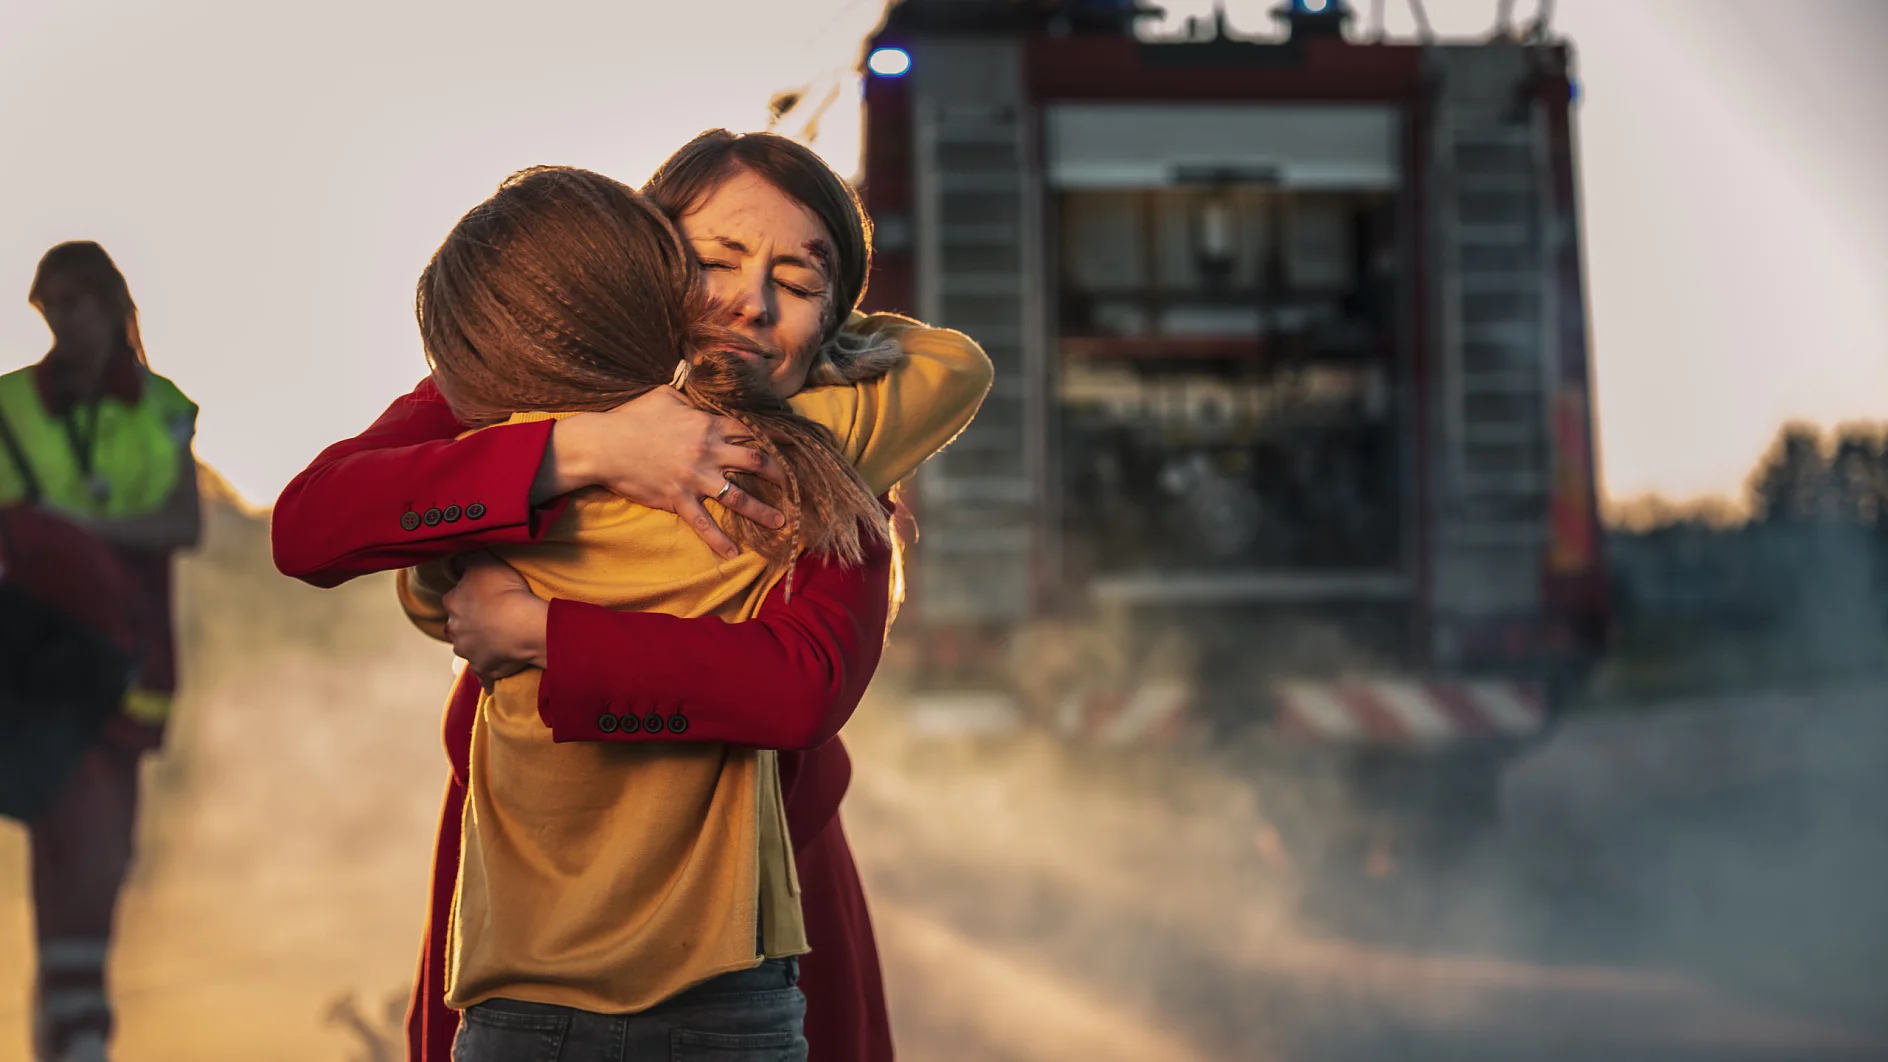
[402,314,992,1015]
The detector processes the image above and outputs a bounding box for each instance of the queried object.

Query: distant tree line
[1606,423,1888,681]
[1747,424,1888,529]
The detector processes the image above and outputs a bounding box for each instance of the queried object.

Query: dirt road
[3,608,1883,1061]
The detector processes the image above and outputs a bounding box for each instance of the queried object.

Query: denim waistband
[673,955,799,1003]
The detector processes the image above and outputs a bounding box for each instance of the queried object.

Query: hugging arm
[533,520,894,751]
[271,379,790,586]
[790,314,995,494]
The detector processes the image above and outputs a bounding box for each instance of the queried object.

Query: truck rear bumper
[1054,676,1552,752]
[1272,679,1545,745]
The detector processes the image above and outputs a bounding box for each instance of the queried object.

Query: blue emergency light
[868,47,911,78]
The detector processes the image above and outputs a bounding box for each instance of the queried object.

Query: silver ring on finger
[714,478,734,501]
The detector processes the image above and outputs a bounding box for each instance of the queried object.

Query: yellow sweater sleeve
[788,313,994,496]
[397,562,456,643]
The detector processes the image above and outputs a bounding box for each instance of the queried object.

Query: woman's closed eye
[697,259,815,296]
[774,278,823,300]
[697,250,823,306]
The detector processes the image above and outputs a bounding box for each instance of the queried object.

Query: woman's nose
[727,269,774,325]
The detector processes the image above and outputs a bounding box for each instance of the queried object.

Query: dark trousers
[453,958,807,1062]
[28,731,145,1058]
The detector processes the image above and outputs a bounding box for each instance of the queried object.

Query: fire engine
[856,0,1608,838]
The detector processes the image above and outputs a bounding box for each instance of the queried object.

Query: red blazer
[272,379,894,1062]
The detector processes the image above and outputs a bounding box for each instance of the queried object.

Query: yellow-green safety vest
[0,365,197,515]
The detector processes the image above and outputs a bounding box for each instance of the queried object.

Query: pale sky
[3,0,1883,507]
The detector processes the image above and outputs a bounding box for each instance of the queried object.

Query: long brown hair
[417,165,886,566]
[29,241,148,370]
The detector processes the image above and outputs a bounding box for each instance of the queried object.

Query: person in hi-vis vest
[0,242,200,1062]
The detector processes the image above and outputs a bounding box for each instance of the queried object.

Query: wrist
[521,594,551,671]
[532,416,600,503]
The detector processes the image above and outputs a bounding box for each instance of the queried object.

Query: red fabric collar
[32,352,144,415]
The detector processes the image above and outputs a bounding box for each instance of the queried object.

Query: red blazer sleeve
[278,379,893,770]
[537,524,894,753]
[437,536,887,846]
[270,378,566,588]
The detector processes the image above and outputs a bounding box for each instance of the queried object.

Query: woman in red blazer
[275,376,897,1062]
[273,131,910,1062]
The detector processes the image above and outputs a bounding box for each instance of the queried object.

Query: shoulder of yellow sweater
[849,311,967,346]
[855,314,992,381]
[912,328,994,404]
[848,311,918,336]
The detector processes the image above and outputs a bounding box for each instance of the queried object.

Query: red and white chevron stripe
[1056,678,1545,747]
[1273,679,1546,744]
[1057,679,1197,746]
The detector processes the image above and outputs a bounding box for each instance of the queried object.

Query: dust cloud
[3,491,1885,1061]
[842,691,1888,1062]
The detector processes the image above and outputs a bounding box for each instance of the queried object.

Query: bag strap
[0,402,42,506]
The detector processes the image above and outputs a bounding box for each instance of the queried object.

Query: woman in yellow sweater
[399,165,990,1060]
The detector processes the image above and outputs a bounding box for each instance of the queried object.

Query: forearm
[528,416,602,506]
[537,532,894,750]
[272,381,567,587]
[540,605,874,749]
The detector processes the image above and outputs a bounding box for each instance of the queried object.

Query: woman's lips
[724,345,778,365]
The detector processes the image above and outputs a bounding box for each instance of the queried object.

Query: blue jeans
[451,958,806,1062]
